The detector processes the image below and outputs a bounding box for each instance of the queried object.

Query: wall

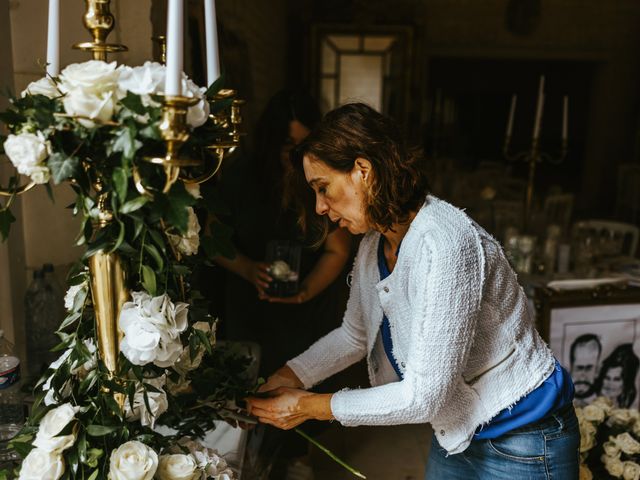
[288,0,640,216]
[2,0,154,352]
[0,0,26,354]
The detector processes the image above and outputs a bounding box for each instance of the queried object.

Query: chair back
[572,220,639,258]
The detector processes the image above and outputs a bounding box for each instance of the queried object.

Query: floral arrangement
[0,59,252,479]
[577,397,640,480]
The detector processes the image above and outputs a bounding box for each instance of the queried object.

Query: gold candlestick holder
[135,95,201,196]
[503,135,568,233]
[73,0,128,61]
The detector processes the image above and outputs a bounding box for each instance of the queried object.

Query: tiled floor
[310,422,432,480]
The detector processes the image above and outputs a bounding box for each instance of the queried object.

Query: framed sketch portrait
[535,285,640,408]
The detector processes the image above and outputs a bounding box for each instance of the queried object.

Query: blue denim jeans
[425,404,580,479]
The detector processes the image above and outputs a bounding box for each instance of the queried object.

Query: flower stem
[294,428,366,479]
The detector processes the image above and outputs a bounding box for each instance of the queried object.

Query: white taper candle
[204,0,220,86]
[506,94,517,138]
[532,75,545,140]
[46,0,60,76]
[165,0,184,96]
[562,95,568,142]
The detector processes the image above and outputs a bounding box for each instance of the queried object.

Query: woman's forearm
[299,227,350,301]
[213,252,251,281]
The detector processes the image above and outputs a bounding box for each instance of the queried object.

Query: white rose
[182,77,210,129]
[156,454,200,480]
[119,318,162,366]
[29,166,51,184]
[604,454,626,478]
[18,448,65,480]
[119,292,188,367]
[109,441,158,480]
[33,403,79,453]
[3,132,49,177]
[64,282,87,311]
[167,208,201,256]
[604,440,622,458]
[124,376,168,428]
[623,461,640,480]
[609,409,640,428]
[583,404,607,424]
[579,463,593,480]
[614,433,640,455]
[592,396,614,414]
[153,331,185,368]
[59,60,119,95]
[117,62,165,99]
[130,292,188,337]
[579,419,597,453]
[21,77,59,99]
[63,89,116,128]
[173,438,233,478]
[173,322,215,375]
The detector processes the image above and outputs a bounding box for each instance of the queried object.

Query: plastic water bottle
[0,330,23,462]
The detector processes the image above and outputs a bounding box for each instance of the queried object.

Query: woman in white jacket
[247,103,580,479]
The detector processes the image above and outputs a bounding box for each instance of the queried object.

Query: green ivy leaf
[57,311,82,331]
[144,243,164,271]
[111,124,141,161]
[141,264,156,295]
[120,196,149,214]
[120,92,146,115]
[48,152,80,184]
[195,328,213,355]
[0,208,16,241]
[112,167,128,202]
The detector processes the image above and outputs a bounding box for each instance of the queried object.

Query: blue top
[474,360,574,439]
[376,236,575,439]
[377,237,404,380]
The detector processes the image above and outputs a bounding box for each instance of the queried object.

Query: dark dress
[217,150,349,378]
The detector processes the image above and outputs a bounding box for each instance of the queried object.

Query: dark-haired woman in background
[247,103,580,479]
[214,90,351,478]
[595,344,639,408]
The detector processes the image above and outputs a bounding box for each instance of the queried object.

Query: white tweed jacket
[287,196,555,454]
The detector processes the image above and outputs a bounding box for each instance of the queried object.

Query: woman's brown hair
[291,103,430,238]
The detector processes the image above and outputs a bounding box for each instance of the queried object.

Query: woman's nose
[315,195,329,215]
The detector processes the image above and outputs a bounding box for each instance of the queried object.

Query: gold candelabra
[1,0,243,408]
[72,0,128,61]
[503,136,568,233]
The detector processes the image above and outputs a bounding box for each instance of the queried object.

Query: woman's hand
[246,388,333,430]
[258,365,304,392]
[260,287,309,304]
[244,261,272,295]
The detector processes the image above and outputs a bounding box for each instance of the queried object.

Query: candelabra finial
[73,0,128,61]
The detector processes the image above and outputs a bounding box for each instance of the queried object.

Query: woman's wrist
[299,393,334,421]
[276,365,304,388]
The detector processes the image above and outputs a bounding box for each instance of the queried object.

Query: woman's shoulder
[412,196,480,245]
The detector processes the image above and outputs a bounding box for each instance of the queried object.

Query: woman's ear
[353,157,372,184]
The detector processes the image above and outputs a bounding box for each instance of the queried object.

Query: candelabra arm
[0,179,37,197]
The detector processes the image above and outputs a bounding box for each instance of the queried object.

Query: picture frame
[534,285,640,408]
